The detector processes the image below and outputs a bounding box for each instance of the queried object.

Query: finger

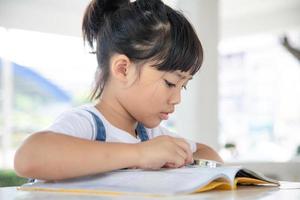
[163,162,175,168]
[164,147,186,168]
[176,142,193,165]
[169,147,187,168]
[175,146,188,162]
[172,138,193,163]
[172,138,190,153]
[172,155,186,168]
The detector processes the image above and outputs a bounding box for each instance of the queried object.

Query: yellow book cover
[18,166,280,196]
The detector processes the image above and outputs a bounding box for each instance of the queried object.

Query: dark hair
[82,0,203,100]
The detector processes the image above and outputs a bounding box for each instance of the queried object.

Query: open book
[18,165,280,196]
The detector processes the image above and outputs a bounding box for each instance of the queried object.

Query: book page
[236,168,279,185]
[20,167,243,195]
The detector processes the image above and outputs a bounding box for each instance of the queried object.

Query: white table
[1,186,300,200]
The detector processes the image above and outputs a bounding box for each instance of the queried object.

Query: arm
[14,132,192,181]
[14,132,140,180]
[193,143,224,163]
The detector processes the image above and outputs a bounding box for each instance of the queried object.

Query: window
[219,32,300,162]
[0,27,96,168]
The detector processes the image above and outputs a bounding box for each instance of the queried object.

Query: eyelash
[164,80,187,90]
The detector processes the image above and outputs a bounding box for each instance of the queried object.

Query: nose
[168,89,181,105]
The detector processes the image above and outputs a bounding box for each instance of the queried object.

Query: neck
[95,94,138,138]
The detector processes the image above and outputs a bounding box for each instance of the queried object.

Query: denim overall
[28,109,149,182]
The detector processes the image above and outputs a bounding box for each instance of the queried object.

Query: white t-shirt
[45,104,197,153]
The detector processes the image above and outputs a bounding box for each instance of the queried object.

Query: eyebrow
[175,72,193,80]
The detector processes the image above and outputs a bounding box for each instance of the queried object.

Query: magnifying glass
[190,159,223,168]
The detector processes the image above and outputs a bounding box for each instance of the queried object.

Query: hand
[135,135,194,170]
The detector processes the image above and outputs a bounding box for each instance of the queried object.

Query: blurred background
[0,0,299,185]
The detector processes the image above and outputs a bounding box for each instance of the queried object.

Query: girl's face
[119,63,193,128]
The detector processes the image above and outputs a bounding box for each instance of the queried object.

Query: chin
[141,120,161,129]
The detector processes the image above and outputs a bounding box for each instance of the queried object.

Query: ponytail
[82,0,129,49]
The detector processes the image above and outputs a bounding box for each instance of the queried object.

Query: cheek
[121,86,153,111]
[148,88,167,107]
[136,90,161,111]
[128,85,166,114]
[142,83,168,103]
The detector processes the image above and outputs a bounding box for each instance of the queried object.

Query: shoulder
[45,104,96,140]
[53,105,96,128]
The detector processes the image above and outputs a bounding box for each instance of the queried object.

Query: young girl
[14,0,223,181]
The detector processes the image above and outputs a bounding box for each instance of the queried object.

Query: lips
[160,112,169,120]
[159,110,174,120]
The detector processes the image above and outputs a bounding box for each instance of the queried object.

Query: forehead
[139,64,193,81]
[168,70,193,80]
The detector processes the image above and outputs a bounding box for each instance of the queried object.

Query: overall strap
[85,110,106,141]
[85,109,149,142]
[136,123,149,142]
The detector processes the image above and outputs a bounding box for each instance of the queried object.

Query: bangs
[153,9,203,75]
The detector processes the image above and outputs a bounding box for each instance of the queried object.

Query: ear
[110,54,132,82]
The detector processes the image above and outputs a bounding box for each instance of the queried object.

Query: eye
[164,80,176,88]
[182,81,189,90]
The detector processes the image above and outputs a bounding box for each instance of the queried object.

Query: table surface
[1,186,300,200]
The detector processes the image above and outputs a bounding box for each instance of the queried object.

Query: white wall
[0,0,89,37]
[220,0,300,39]
[2,0,299,39]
